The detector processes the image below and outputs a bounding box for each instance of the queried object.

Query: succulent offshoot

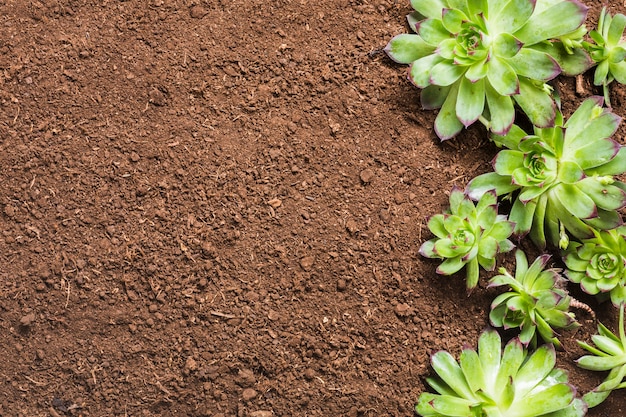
[419,188,515,290]
[582,7,626,107]
[416,329,586,416]
[577,304,626,408]
[489,250,579,349]
[385,0,590,139]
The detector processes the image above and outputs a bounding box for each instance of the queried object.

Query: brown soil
[1,1,625,416]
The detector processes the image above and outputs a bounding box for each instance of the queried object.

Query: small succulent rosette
[419,188,515,290]
[416,329,586,416]
[563,226,626,306]
[577,304,626,408]
[385,0,591,139]
[489,250,579,348]
[583,7,626,105]
[468,97,626,249]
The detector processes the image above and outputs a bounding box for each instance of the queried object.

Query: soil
[0,0,625,416]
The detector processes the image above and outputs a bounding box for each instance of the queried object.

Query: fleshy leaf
[385,34,436,64]
[409,54,445,88]
[421,85,451,110]
[456,77,485,127]
[434,82,464,140]
[508,48,561,81]
[485,81,515,135]
[514,78,555,128]
[514,0,588,45]
[487,56,520,96]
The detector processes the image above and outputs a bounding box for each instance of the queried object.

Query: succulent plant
[563,226,626,306]
[582,7,626,107]
[489,250,579,348]
[385,0,590,139]
[416,329,587,416]
[467,97,626,249]
[419,188,515,290]
[577,304,626,408]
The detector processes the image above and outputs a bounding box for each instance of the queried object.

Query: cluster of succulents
[385,0,626,415]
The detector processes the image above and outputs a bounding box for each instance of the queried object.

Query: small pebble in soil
[20,312,36,327]
[359,168,374,184]
[242,388,258,401]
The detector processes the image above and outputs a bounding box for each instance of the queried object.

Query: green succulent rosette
[583,7,626,106]
[467,97,626,249]
[385,0,591,139]
[419,188,515,289]
[563,225,626,306]
[488,250,579,348]
[577,304,626,408]
[416,329,586,416]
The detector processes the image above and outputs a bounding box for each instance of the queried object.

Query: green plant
[419,188,515,290]
[385,0,590,139]
[467,97,626,249]
[416,329,586,416]
[563,225,626,306]
[582,7,626,107]
[489,250,579,348]
[577,304,626,408]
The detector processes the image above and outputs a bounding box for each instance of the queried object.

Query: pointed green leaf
[578,178,626,211]
[495,338,524,391]
[421,84,451,109]
[437,256,467,275]
[530,41,593,76]
[418,18,452,45]
[460,348,485,393]
[466,173,518,200]
[508,48,561,81]
[570,120,622,160]
[491,0,536,33]
[431,351,475,398]
[610,60,626,83]
[514,0,588,45]
[457,77,485,127]
[553,184,597,219]
[494,150,524,175]
[430,61,467,86]
[487,56,520,96]
[563,99,620,149]
[493,33,523,58]
[515,344,556,397]
[557,160,584,183]
[485,81,515,135]
[587,147,626,176]
[385,34,437,64]
[409,54,445,88]
[478,330,502,383]
[466,60,489,82]
[510,198,536,236]
[585,207,624,231]
[410,0,446,19]
[514,78,556,128]
[441,8,467,34]
[428,214,448,239]
[514,384,575,417]
[435,82,464,140]
[608,12,626,46]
